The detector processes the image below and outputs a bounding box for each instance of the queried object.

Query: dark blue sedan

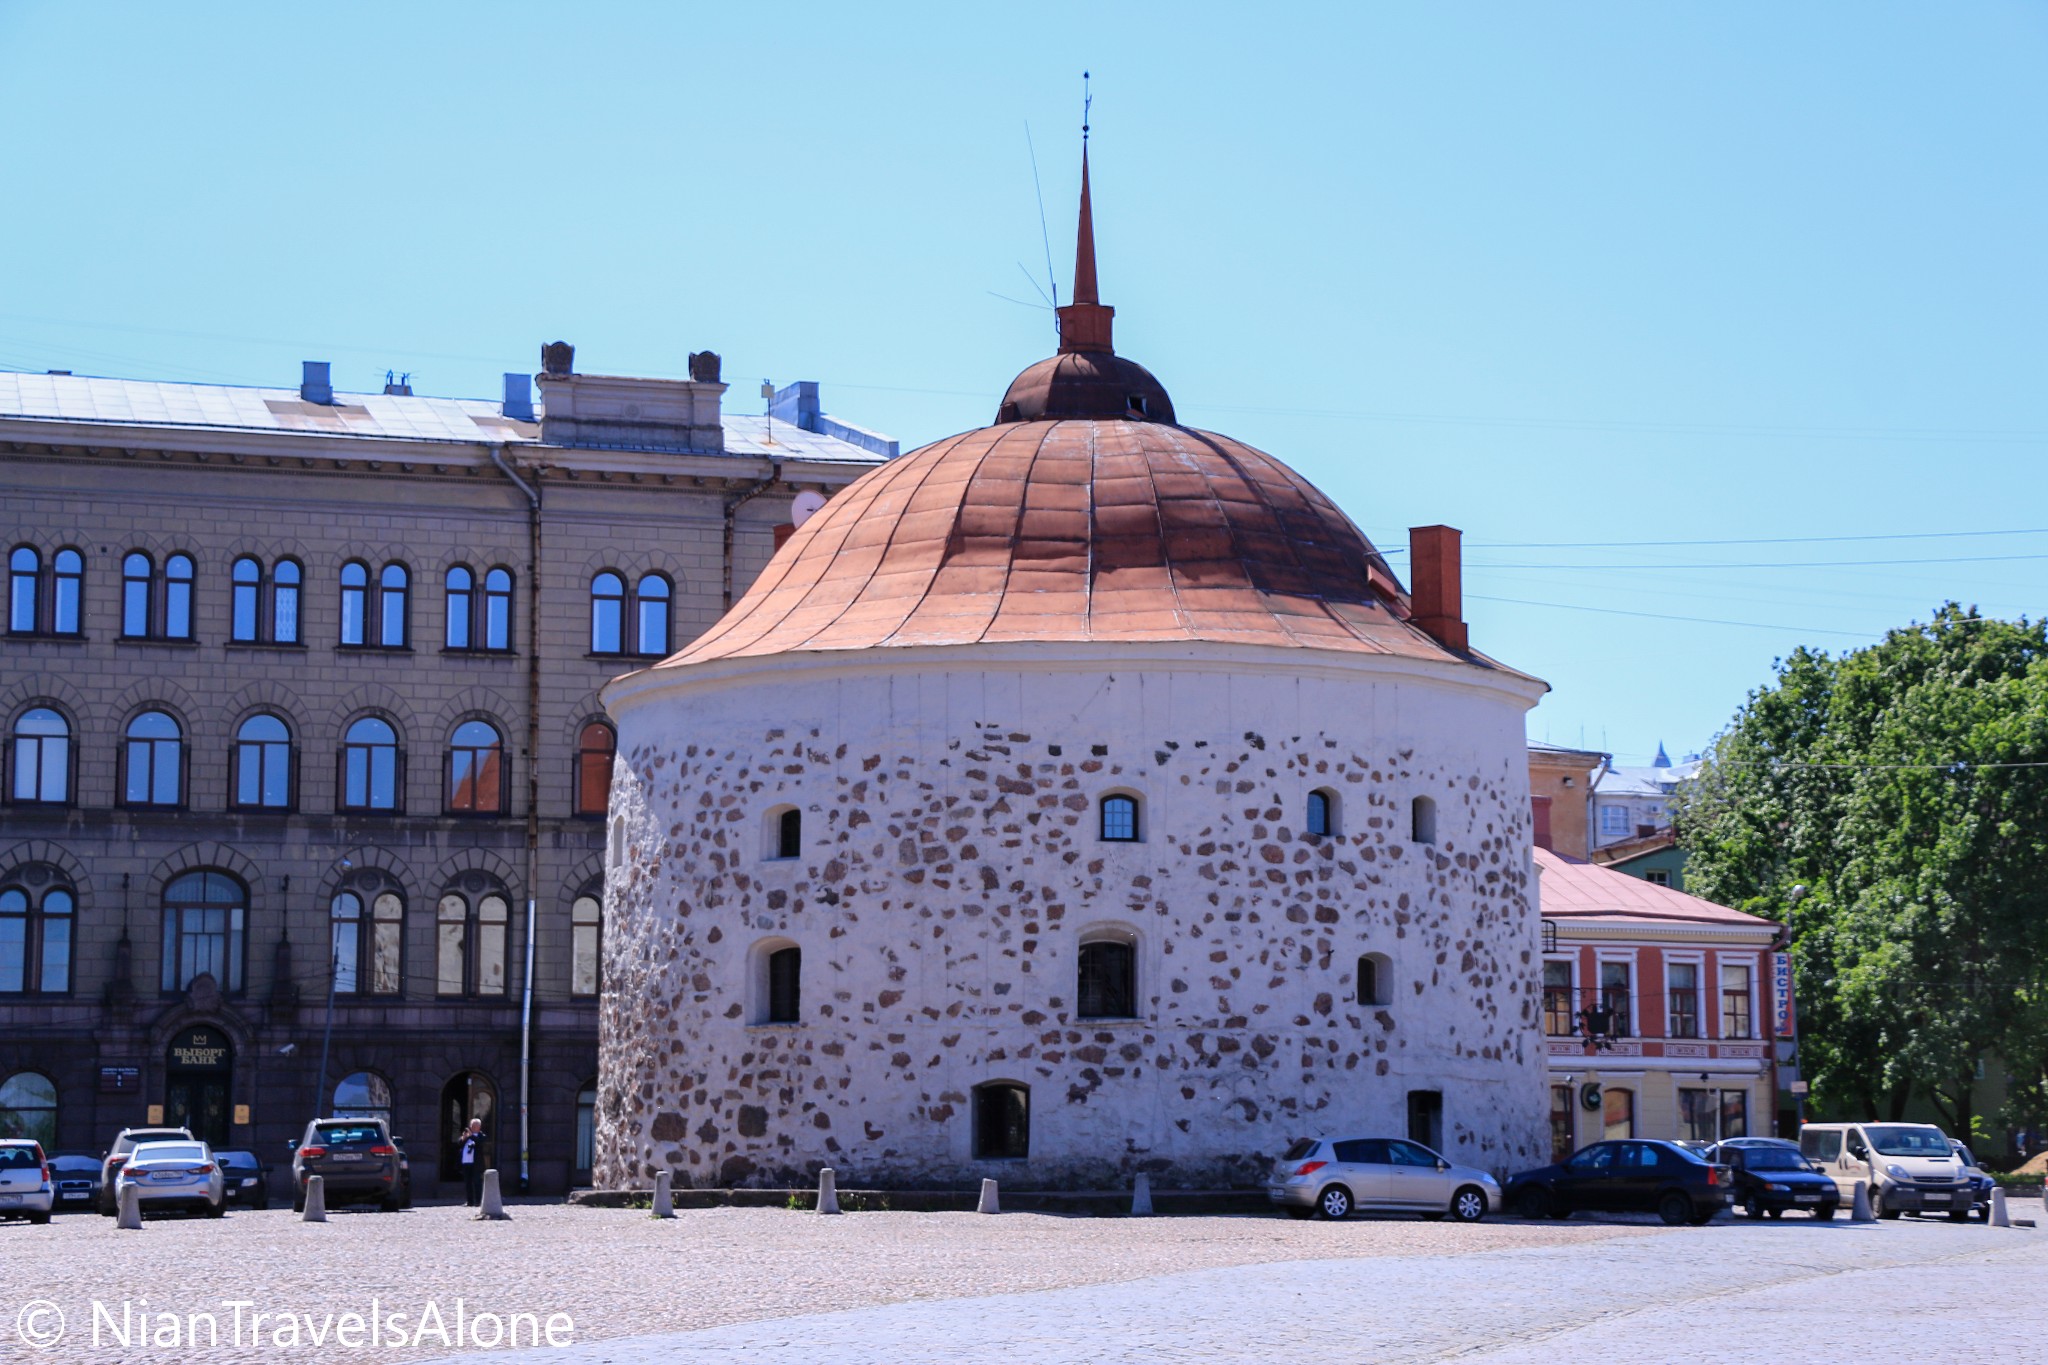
[1507,1139,1733,1226]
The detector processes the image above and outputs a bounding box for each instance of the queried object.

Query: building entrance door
[164,1025,233,1147]
[440,1073,496,1183]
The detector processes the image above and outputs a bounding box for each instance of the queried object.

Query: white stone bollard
[1131,1172,1153,1216]
[976,1178,1000,1215]
[116,1181,142,1230]
[816,1167,841,1215]
[1851,1180,1873,1222]
[1990,1186,2010,1227]
[651,1170,675,1218]
[477,1168,510,1220]
[302,1174,327,1223]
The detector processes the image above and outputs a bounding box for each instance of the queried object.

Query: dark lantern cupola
[996,147,1177,425]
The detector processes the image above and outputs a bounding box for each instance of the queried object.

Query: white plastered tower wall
[594,641,1548,1190]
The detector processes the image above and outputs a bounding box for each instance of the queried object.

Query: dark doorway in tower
[440,1072,496,1183]
[164,1025,233,1147]
[1407,1089,1444,1152]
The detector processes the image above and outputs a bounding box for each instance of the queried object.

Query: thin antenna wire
[1024,121,1059,333]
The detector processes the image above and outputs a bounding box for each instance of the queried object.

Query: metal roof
[0,371,890,463]
[1536,847,1773,929]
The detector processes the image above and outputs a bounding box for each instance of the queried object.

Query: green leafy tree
[1675,605,2048,1141]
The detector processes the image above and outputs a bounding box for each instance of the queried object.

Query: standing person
[460,1118,487,1207]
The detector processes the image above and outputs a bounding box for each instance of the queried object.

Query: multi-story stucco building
[0,347,892,1195]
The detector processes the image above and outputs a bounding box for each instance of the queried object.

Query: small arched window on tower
[1076,930,1136,1019]
[1357,951,1392,1008]
[1306,789,1337,837]
[1099,793,1139,843]
[762,943,801,1023]
[776,808,802,860]
[1411,795,1437,845]
[973,1082,1030,1160]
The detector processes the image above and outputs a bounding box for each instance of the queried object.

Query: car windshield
[132,1143,206,1163]
[52,1155,99,1171]
[1742,1148,1814,1172]
[1866,1126,1950,1157]
[0,1147,41,1169]
[215,1152,256,1168]
[314,1125,383,1147]
[120,1131,188,1151]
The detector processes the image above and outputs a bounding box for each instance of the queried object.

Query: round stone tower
[595,151,1550,1191]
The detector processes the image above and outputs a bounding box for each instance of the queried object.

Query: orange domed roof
[663,146,1509,675]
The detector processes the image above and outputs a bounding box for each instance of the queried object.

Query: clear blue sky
[4,2,2044,765]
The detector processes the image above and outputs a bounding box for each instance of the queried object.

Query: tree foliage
[1674,605,2048,1140]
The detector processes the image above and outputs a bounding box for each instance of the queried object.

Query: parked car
[214,1149,271,1209]
[1799,1122,1969,1220]
[0,1140,54,1224]
[115,1139,224,1217]
[290,1117,406,1212]
[96,1126,194,1215]
[1716,1143,1839,1219]
[1950,1140,1994,1221]
[1267,1135,1501,1222]
[1506,1139,1733,1226]
[49,1153,102,1212]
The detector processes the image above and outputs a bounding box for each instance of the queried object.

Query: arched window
[0,880,73,994]
[123,710,183,807]
[1357,952,1392,1008]
[51,549,81,635]
[333,1071,393,1127]
[972,1081,1029,1160]
[575,722,615,816]
[339,561,369,645]
[10,707,70,805]
[341,716,401,811]
[437,889,509,996]
[0,1072,57,1147]
[231,557,262,641]
[1076,934,1136,1019]
[6,547,39,634]
[483,568,512,650]
[444,566,473,649]
[161,870,246,993]
[1307,789,1336,837]
[232,714,292,810]
[766,945,801,1023]
[447,719,505,814]
[777,807,802,859]
[122,552,153,637]
[571,894,602,997]
[1411,795,1437,845]
[163,553,194,640]
[590,572,625,653]
[328,889,402,996]
[377,563,408,647]
[1099,793,1139,842]
[634,574,670,656]
[272,560,301,644]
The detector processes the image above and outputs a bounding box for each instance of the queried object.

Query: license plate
[330,1153,363,1162]
[1922,1194,1948,1203]
[0,1194,20,1205]
[60,1191,87,1201]
[1795,1194,1820,1202]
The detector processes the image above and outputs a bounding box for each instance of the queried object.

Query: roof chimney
[1408,524,1468,652]
[300,360,333,405]
[502,372,535,421]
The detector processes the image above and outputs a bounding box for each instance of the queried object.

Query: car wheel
[1947,1209,1970,1222]
[1767,1208,1783,1219]
[1450,1186,1487,1223]
[28,1212,50,1226]
[1814,1206,1835,1220]
[1658,1192,1694,1226]
[1512,1187,1549,1220]
[206,1201,225,1219]
[381,1195,402,1213]
[1316,1185,1353,1220]
[292,1185,305,1214]
[1743,1195,1765,1219]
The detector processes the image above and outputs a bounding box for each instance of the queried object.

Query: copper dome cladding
[663,145,1504,673]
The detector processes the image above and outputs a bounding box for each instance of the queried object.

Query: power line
[1466,593,1878,637]
[1377,527,2048,555]
[1471,552,2048,571]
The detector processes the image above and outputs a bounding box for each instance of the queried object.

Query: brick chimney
[1408,524,1468,652]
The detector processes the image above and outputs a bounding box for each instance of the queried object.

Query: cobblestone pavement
[4,1204,2030,1363]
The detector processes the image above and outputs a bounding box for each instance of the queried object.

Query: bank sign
[1772,952,1795,1040]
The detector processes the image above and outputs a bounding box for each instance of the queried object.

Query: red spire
[1057,145,1115,354]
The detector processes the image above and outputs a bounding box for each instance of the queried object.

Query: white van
[1798,1122,1972,1219]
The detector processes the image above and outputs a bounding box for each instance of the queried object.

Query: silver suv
[97,1126,193,1215]
[1268,1135,1502,1221]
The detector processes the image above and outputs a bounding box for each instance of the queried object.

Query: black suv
[290,1118,407,1212]
[1507,1139,1734,1226]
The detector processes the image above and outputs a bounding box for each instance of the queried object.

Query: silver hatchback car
[0,1140,54,1224]
[1269,1135,1502,1222]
